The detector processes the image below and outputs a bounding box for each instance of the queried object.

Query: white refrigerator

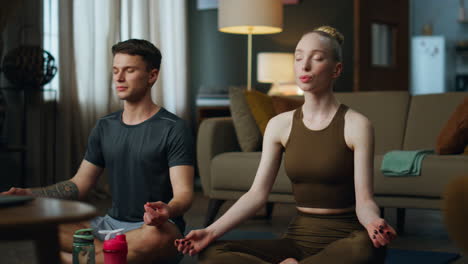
[411,36,446,95]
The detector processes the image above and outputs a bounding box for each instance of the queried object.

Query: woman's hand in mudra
[365,218,397,248]
[175,228,216,256]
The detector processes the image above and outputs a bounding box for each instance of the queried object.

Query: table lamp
[257,52,302,95]
[218,0,283,91]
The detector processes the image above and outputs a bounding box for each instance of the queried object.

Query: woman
[175,26,397,264]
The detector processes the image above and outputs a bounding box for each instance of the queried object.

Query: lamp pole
[247,27,253,91]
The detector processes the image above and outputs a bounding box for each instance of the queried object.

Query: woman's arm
[207,116,285,237]
[176,113,291,255]
[345,110,397,248]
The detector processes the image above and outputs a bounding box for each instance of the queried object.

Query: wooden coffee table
[0,197,97,264]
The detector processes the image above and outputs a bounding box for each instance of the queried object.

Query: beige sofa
[197,91,468,230]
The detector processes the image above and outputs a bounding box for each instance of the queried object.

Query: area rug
[385,248,460,264]
[216,230,461,263]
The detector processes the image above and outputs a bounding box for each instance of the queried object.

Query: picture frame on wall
[197,0,301,10]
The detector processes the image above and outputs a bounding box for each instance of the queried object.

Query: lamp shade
[257,52,295,83]
[218,0,283,35]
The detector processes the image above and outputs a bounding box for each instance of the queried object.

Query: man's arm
[167,165,195,218]
[30,180,80,200]
[2,160,103,200]
[144,119,195,226]
[143,165,194,226]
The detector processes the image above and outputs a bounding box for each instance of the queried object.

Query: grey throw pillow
[229,86,262,152]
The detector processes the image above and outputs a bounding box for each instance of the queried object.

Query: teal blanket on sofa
[380,150,434,176]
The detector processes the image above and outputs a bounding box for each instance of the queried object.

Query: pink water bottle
[100,229,128,264]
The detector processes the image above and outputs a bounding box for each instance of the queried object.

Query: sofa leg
[266,202,274,220]
[204,199,225,227]
[397,208,405,234]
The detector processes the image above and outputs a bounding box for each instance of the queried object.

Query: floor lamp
[218,0,283,91]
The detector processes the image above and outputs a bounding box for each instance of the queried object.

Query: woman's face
[294,33,342,94]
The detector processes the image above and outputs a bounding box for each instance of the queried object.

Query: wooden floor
[180,192,467,264]
[0,191,466,263]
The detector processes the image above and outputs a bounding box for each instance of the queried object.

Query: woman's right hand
[174,228,216,256]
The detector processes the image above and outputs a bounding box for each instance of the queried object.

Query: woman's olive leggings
[199,211,386,264]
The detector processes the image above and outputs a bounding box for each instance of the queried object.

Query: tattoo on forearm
[31,180,79,200]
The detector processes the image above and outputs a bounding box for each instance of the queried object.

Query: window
[43,0,59,99]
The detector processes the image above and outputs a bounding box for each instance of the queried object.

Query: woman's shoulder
[264,109,297,142]
[269,109,297,127]
[344,106,372,128]
[343,106,374,147]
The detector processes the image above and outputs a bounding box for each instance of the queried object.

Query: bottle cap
[73,228,94,244]
[98,228,125,241]
[103,234,128,252]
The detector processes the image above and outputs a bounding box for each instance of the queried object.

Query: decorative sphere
[1,45,57,88]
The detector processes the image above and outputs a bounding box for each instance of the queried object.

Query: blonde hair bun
[314,26,344,46]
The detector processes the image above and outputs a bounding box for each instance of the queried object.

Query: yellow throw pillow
[244,90,276,135]
[271,95,304,115]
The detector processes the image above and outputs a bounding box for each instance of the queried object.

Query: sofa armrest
[197,117,241,196]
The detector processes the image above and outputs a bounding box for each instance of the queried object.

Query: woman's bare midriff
[296,205,355,215]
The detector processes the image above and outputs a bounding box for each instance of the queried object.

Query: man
[2,39,194,264]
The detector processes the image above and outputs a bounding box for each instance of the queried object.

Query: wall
[411,0,468,91]
[0,0,44,190]
[188,0,355,102]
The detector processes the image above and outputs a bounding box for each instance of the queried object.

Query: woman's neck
[302,91,339,116]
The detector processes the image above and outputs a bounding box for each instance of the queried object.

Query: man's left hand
[143,201,171,227]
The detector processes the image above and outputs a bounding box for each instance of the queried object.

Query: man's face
[112,53,158,102]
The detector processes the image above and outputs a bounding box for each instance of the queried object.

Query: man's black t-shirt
[84,108,194,230]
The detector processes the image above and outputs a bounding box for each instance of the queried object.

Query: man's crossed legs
[59,215,182,264]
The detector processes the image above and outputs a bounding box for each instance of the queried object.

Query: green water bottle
[73,228,95,264]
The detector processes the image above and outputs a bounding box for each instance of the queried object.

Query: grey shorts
[90,215,184,264]
[90,215,177,241]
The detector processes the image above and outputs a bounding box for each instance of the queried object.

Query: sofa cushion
[245,90,277,135]
[271,96,304,115]
[229,87,262,152]
[211,152,292,194]
[245,92,305,135]
[403,92,468,150]
[335,91,410,155]
[436,96,468,155]
[374,154,468,197]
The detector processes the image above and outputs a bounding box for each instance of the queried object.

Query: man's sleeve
[167,120,195,167]
[84,121,105,168]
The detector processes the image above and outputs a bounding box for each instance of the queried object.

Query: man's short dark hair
[112,39,162,70]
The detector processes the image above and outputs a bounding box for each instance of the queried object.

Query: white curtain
[158,0,190,119]
[56,0,189,182]
[120,0,189,119]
